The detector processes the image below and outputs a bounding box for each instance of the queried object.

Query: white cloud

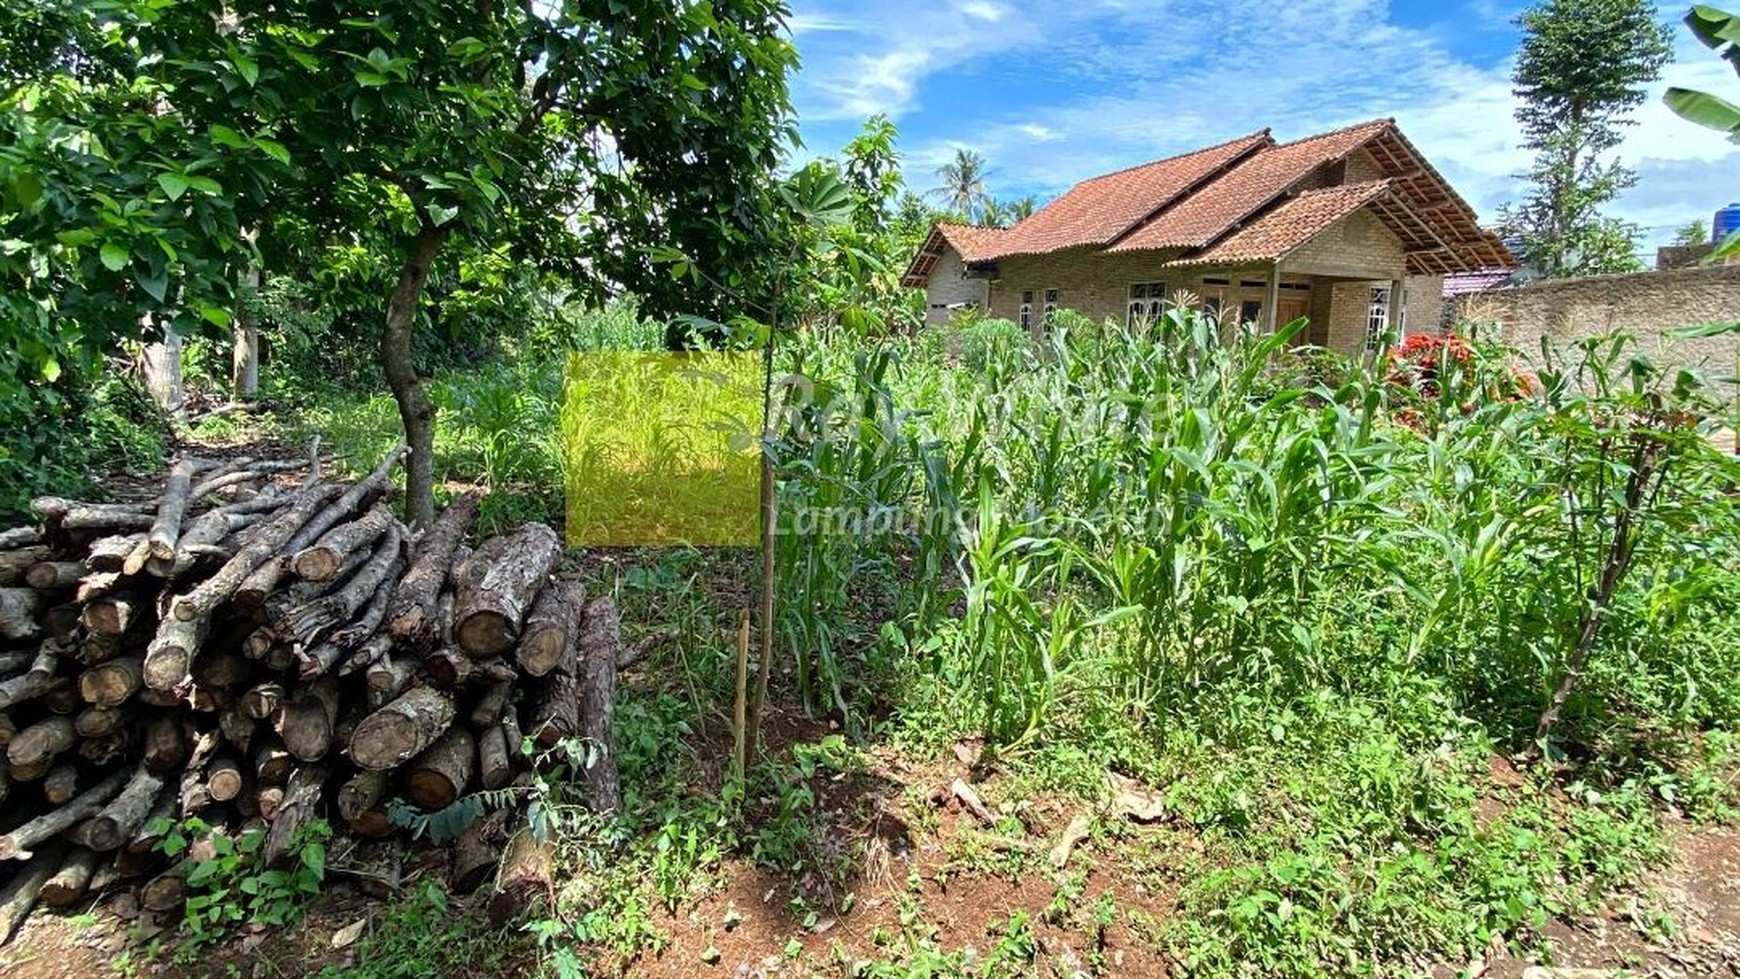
[958,1,1006,22]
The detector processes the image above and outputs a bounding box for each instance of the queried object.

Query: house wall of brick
[983,247,1182,328]
[921,246,991,327]
[1406,275,1445,335]
[1446,264,1740,397]
[923,204,1457,358]
[1284,210,1407,280]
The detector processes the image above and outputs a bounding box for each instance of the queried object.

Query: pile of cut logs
[0,444,619,943]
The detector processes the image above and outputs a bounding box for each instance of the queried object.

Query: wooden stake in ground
[732,607,749,786]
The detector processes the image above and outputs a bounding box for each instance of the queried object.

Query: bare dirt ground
[5,755,1738,978]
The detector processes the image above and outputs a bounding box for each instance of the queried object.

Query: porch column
[1265,263,1282,333]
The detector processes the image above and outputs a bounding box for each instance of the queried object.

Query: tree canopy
[1500,0,1673,278]
[1,0,801,525]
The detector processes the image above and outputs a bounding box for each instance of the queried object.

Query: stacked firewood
[0,445,619,942]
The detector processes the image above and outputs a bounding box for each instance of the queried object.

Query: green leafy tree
[930,148,992,225]
[1499,0,1673,278]
[1665,5,1740,258]
[1673,217,1713,245]
[2,0,798,527]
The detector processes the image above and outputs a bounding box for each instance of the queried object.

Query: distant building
[901,119,1515,357]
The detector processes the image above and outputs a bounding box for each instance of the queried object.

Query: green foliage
[1665,5,1740,144]
[152,816,330,958]
[1500,0,1673,277]
[316,881,519,979]
[930,149,993,226]
[0,368,167,522]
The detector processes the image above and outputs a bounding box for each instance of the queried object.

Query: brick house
[901,120,1515,355]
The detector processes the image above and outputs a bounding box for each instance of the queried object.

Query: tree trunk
[514,576,582,677]
[0,768,128,860]
[265,764,327,865]
[291,502,393,582]
[0,844,61,944]
[232,263,260,401]
[576,598,621,814]
[383,223,450,530]
[478,710,519,790]
[39,847,99,909]
[42,764,78,805]
[79,654,144,707]
[140,320,184,421]
[450,811,505,894]
[85,765,167,851]
[337,769,390,836]
[6,717,75,767]
[349,685,455,771]
[488,829,552,927]
[387,491,479,648]
[141,714,186,773]
[405,727,474,810]
[23,561,82,591]
[146,455,202,562]
[276,675,339,762]
[0,588,43,641]
[205,752,244,802]
[0,546,52,587]
[452,523,561,657]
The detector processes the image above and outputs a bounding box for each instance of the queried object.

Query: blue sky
[785,0,1740,254]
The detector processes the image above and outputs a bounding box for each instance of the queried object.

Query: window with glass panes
[1127,282,1165,326]
[1019,290,1033,329]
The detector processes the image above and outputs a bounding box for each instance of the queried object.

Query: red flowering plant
[1384,333,1475,399]
[1382,332,1540,432]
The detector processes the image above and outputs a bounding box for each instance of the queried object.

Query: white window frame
[1043,288,1059,324]
[1019,290,1033,330]
[1126,282,1165,327]
[1365,285,1392,351]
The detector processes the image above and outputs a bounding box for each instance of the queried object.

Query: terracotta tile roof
[899,223,1008,287]
[901,118,1516,284]
[935,223,1007,262]
[982,131,1271,259]
[1162,180,1393,267]
[1108,119,1396,253]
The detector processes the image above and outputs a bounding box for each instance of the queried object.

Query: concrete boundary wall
[1445,264,1740,396]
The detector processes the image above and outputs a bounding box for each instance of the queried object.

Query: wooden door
[1276,296,1309,329]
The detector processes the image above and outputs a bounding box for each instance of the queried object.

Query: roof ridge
[1075,128,1273,185]
[1272,117,1394,148]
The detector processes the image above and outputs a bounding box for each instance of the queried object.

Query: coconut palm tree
[930,149,992,224]
[1006,195,1038,223]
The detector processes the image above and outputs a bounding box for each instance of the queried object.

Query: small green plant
[153,816,330,956]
